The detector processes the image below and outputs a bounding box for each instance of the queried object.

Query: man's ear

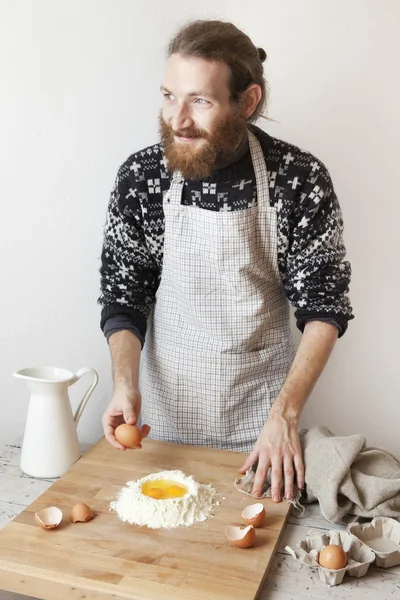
[241,84,263,119]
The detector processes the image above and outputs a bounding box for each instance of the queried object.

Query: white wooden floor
[1,443,400,600]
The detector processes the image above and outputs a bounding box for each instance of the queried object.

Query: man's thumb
[123,402,136,425]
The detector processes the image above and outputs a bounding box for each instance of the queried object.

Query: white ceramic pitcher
[13,366,99,478]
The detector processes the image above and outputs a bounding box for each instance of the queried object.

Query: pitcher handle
[71,367,99,426]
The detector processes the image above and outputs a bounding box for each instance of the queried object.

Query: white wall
[1,0,399,455]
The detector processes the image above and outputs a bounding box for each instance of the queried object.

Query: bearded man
[99,19,353,501]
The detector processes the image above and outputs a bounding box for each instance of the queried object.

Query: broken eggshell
[241,503,266,527]
[225,524,256,548]
[35,506,63,530]
[70,502,94,523]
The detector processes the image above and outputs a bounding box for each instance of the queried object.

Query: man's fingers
[103,422,126,450]
[251,455,271,497]
[133,424,151,450]
[239,449,259,474]
[270,455,283,502]
[141,424,151,439]
[294,453,305,491]
[283,455,295,500]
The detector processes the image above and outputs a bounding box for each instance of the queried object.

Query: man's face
[159,53,247,180]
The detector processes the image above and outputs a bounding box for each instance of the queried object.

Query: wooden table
[1,441,400,600]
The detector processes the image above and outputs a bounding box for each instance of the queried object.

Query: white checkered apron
[140,130,295,452]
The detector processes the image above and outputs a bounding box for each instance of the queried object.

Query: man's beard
[158,106,248,181]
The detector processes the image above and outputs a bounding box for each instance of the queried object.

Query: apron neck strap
[247,129,271,208]
[165,171,184,206]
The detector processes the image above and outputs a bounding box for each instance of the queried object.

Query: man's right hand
[102,386,151,450]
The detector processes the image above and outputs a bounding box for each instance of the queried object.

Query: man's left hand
[239,414,304,501]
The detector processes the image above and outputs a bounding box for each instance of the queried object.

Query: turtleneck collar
[215,131,249,171]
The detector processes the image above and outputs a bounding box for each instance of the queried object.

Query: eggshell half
[241,503,266,527]
[70,502,94,523]
[35,506,63,530]
[225,525,256,548]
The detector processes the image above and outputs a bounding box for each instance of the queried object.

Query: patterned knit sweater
[99,125,354,343]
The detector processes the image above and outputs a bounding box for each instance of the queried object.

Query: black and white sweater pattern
[99,125,354,342]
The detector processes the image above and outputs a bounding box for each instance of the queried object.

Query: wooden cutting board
[0,438,291,600]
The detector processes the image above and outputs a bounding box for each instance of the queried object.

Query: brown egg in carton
[285,529,375,586]
[347,517,400,569]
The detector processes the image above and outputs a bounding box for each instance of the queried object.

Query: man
[99,20,353,502]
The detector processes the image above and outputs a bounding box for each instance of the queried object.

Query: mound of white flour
[110,469,217,529]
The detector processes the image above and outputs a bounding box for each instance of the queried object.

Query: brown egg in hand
[115,424,143,448]
[318,544,348,570]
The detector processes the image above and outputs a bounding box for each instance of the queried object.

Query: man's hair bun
[257,48,267,63]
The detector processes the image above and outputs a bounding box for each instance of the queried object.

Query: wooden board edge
[254,503,293,599]
[0,562,138,600]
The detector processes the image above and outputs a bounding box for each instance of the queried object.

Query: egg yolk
[141,480,188,499]
[146,487,165,499]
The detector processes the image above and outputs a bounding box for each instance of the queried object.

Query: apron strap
[164,170,184,207]
[247,129,271,208]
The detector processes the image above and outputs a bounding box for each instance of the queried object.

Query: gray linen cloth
[235,426,400,524]
[299,426,400,523]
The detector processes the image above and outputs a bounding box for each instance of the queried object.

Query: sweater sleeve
[98,164,159,344]
[283,162,354,337]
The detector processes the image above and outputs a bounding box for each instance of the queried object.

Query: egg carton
[347,517,400,569]
[285,529,375,586]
